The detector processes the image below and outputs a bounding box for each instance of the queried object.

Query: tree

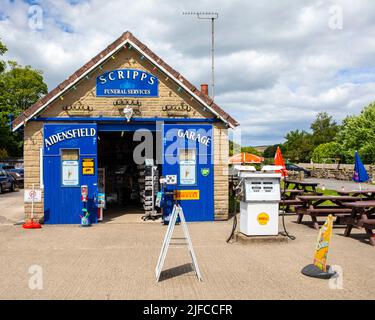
[240,146,261,156]
[283,130,313,163]
[0,42,48,157]
[312,141,342,163]
[0,116,22,156]
[263,144,286,158]
[0,39,7,74]
[335,102,375,164]
[229,140,261,156]
[0,61,48,116]
[310,112,339,146]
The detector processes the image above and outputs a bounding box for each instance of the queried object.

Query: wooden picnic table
[284,180,319,193]
[296,195,359,230]
[280,189,304,212]
[342,201,375,246]
[337,189,375,200]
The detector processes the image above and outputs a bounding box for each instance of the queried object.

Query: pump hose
[226,195,238,243]
[280,174,296,240]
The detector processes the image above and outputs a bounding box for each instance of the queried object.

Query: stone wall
[24,121,44,221]
[23,47,230,221]
[298,163,375,181]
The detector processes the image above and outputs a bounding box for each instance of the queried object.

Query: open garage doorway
[97,130,160,223]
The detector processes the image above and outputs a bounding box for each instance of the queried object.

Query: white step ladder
[155,203,202,282]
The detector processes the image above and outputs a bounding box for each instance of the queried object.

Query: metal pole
[211,17,215,100]
[183,12,218,102]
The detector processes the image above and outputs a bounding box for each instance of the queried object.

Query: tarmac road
[306,178,375,192]
[0,189,24,224]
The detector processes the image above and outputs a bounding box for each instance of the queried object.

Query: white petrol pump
[235,165,282,236]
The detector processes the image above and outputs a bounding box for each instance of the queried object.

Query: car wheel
[0,184,2,194]
[10,182,15,192]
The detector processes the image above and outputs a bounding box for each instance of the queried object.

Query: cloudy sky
[1,0,375,146]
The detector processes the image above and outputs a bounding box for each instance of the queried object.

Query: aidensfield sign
[44,127,96,147]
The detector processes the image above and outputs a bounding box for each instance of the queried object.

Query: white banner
[24,189,42,203]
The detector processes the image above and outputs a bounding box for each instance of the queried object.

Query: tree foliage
[283,130,313,163]
[0,61,48,117]
[0,39,7,74]
[0,39,48,157]
[311,141,341,163]
[310,112,339,146]
[263,144,286,158]
[335,102,375,164]
[229,140,261,156]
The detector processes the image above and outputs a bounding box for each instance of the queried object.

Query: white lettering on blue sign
[96,69,158,97]
[98,69,156,85]
[177,129,211,146]
[44,128,96,147]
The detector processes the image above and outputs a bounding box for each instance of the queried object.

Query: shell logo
[257,212,270,225]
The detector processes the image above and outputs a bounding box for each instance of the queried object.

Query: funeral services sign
[96,69,158,97]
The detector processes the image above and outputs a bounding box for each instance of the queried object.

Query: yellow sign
[313,214,334,272]
[82,158,94,167]
[257,212,269,225]
[82,167,94,175]
[173,190,200,200]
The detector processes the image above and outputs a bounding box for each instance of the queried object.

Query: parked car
[285,163,311,177]
[8,168,24,177]
[0,169,16,193]
[7,169,24,189]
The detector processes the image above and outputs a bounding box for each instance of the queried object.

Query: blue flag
[353,151,369,183]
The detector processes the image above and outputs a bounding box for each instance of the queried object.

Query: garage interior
[97,131,161,223]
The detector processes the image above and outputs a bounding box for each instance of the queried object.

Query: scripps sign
[96,69,158,97]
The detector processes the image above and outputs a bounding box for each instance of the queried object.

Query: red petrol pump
[81,185,88,202]
[80,185,91,227]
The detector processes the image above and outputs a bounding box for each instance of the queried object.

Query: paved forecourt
[1,213,375,300]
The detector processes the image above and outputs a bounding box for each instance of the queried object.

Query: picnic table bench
[342,201,375,246]
[284,180,319,193]
[337,189,375,200]
[280,189,304,212]
[280,188,322,213]
[296,195,359,230]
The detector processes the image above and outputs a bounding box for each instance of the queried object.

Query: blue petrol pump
[158,175,179,224]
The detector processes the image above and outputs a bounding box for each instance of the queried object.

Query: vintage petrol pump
[236,166,282,236]
[81,185,88,202]
[159,174,178,224]
[80,185,91,226]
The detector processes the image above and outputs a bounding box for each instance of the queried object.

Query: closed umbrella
[353,151,369,190]
[274,146,288,177]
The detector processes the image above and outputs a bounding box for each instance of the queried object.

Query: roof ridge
[12,31,238,130]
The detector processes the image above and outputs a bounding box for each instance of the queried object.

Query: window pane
[61,149,79,161]
[179,149,196,162]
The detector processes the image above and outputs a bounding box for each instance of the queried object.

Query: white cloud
[1,0,375,146]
